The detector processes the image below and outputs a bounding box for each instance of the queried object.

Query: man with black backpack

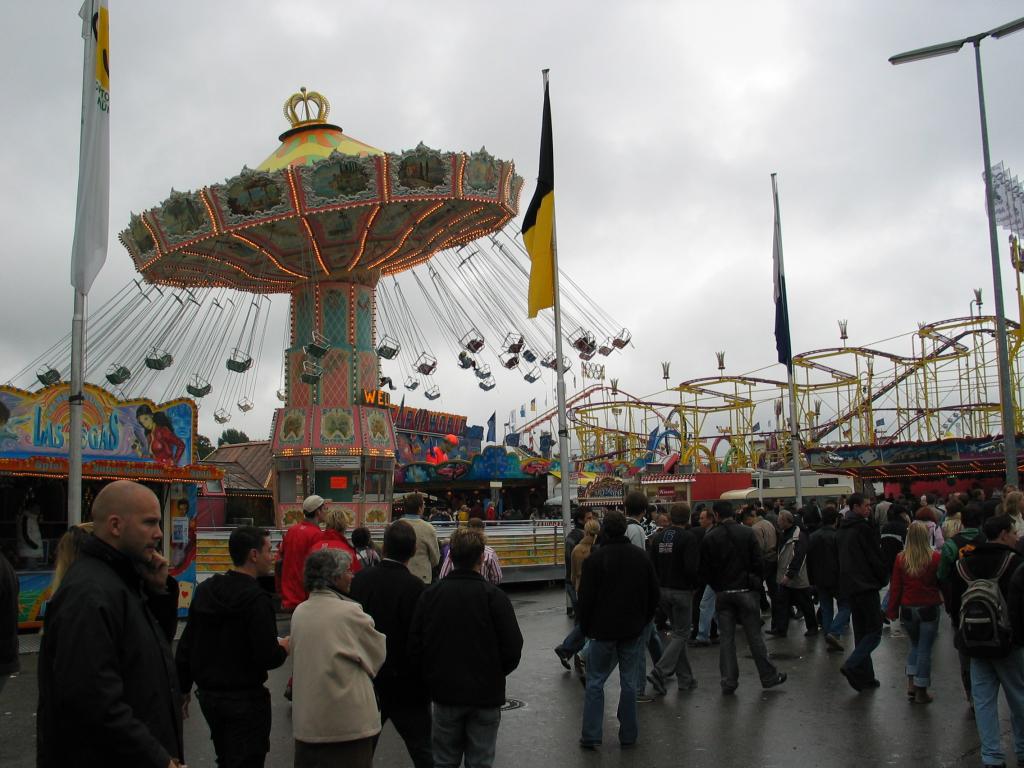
[956,514,1024,768]
[939,502,987,709]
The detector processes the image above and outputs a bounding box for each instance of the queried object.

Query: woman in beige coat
[291,548,386,767]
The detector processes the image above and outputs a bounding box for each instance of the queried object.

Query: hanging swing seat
[237,397,254,412]
[404,376,420,391]
[503,332,524,354]
[500,353,519,370]
[376,335,401,360]
[105,364,132,386]
[424,385,441,400]
[36,366,60,387]
[415,353,437,376]
[457,351,475,369]
[304,331,330,358]
[598,338,614,356]
[226,348,253,373]
[612,328,632,348]
[301,360,322,385]
[145,348,174,371]
[523,367,541,383]
[478,376,496,391]
[474,364,491,380]
[579,347,596,361]
[570,328,597,355]
[460,329,485,354]
[522,349,537,363]
[276,388,287,402]
[186,375,212,398]
[214,408,231,424]
[540,353,557,370]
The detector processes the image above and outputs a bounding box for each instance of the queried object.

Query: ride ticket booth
[0,383,223,629]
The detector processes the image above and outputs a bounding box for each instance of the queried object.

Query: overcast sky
[1,1,1023,443]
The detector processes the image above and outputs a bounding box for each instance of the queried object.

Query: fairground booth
[0,383,221,629]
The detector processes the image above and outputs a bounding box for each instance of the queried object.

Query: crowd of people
[28,484,523,768]
[558,487,1024,766]
[15,477,1024,766]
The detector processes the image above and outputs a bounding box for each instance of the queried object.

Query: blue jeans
[581,636,643,746]
[556,621,586,657]
[845,590,882,684]
[900,605,940,687]
[432,703,501,768]
[652,588,694,687]
[696,585,716,641]
[818,588,851,636]
[971,648,1024,766]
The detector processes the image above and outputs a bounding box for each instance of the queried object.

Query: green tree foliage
[218,428,251,447]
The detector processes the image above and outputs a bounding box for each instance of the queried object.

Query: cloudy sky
[1,1,1022,444]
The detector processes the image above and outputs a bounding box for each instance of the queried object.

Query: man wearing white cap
[278,495,326,612]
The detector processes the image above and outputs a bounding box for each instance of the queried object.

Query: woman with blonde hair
[886,520,943,703]
[1002,490,1024,537]
[311,507,361,574]
[51,522,94,593]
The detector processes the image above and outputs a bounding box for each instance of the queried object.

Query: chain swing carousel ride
[9,88,633,526]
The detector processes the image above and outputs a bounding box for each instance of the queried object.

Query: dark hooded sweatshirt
[175,570,287,694]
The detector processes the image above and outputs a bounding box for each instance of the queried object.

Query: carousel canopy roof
[120,88,522,293]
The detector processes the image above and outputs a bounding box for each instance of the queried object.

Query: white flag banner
[70,0,110,294]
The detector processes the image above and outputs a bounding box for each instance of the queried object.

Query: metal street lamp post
[890,16,1024,486]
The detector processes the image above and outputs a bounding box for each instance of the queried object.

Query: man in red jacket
[277,495,326,612]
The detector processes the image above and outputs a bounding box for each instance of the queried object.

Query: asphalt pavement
[0,584,1015,767]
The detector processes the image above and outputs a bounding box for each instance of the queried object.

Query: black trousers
[771,585,818,634]
[375,696,434,768]
[197,687,271,768]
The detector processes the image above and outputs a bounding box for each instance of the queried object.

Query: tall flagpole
[69,0,111,525]
[542,70,573,536]
[772,173,802,509]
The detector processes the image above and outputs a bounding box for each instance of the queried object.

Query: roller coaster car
[503,332,524,354]
[214,408,231,424]
[404,376,420,391]
[226,348,253,373]
[479,376,496,391]
[500,353,519,370]
[598,338,614,356]
[424,385,441,400]
[237,397,254,412]
[415,353,438,376]
[304,331,330,359]
[376,335,400,360]
[523,367,541,383]
[457,351,475,369]
[186,375,212,398]
[474,364,492,380]
[570,328,596,354]
[460,330,485,354]
[105,364,132,386]
[145,349,174,371]
[522,349,537,363]
[300,360,322,385]
[612,328,632,348]
[36,366,60,387]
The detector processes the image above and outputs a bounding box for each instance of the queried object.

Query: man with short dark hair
[577,510,660,748]
[176,525,288,768]
[959,514,1024,765]
[38,480,184,768]
[402,492,441,584]
[351,521,433,768]
[807,505,849,650]
[700,501,786,695]
[409,527,523,768]
[837,492,887,691]
[647,502,700,695]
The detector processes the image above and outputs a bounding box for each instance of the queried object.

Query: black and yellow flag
[522,78,555,318]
